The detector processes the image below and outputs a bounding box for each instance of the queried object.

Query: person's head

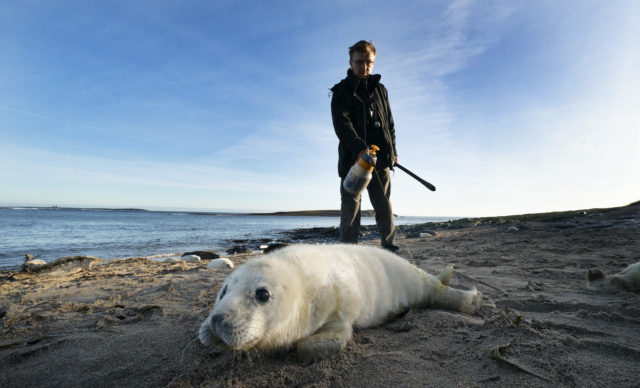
[349,40,376,79]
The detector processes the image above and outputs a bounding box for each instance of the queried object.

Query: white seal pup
[207,258,234,269]
[22,255,101,275]
[182,254,201,263]
[586,262,640,293]
[162,257,184,264]
[198,244,481,360]
[22,254,46,271]
[24,259,47,270]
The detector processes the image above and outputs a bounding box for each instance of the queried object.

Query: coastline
[246,209,379,217]
[1,201,639,387]
[1,206,363,217]
[0,209,446,271]
[2,206,393,219]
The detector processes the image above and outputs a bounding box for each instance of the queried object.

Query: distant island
[0,206,149,212]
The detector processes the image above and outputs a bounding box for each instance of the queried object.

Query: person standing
[330,40,399,252]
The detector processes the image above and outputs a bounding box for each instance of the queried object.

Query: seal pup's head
[586,268,625,293]
[199,255,306,351]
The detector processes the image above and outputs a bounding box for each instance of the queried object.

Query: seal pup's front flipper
[295,314,352,362]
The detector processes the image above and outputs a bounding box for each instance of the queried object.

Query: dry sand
[1,203,639,387]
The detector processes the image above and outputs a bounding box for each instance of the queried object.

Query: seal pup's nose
[199,315,215,345]
[210,313,224,327]
[199,313,233,347]
[210,313,233,334]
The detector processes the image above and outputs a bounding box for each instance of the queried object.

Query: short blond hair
[349,40,376,59]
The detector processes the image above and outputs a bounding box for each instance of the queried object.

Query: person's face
[349,51,375,79]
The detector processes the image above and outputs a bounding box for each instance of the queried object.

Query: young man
[330,40,399,252]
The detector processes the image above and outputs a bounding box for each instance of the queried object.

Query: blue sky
[1,0,638,216]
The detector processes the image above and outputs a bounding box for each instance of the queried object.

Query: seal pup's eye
[255,287,271,304]
[219,285,228,300]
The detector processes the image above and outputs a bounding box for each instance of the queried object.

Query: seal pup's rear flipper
[437,265,454,285]
[432,286,482,315]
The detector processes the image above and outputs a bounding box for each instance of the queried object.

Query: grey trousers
[339,167,396,247]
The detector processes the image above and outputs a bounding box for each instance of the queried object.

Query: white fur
[587,262,640,293]
[162,257,184,263]
[25,259,47,268]
[207,258,234,269]
[198,244,481,360]
[182,254,201,263]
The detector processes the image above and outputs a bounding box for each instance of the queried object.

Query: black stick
[395,163,436,191]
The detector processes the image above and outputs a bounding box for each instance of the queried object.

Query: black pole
[395,163,436,192]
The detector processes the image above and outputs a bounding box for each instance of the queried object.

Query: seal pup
[23,254,47,271]
[207,258,234,269]
[586,262,640,293]
[182,254,201,263]
[22,255,101,275]
[162,257,184,264]
[199,244,481,361]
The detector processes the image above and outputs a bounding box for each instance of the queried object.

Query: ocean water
[0,208,450,270]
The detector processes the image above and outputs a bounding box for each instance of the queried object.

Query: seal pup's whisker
[180,334,201,365]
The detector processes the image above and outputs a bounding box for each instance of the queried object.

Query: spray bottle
[342,145,380,197]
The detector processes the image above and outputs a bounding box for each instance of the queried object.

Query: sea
[0,207,453,271]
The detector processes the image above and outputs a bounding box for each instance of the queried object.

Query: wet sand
[1,202,639,387]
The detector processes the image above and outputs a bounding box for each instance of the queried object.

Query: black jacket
[330,69,397,178]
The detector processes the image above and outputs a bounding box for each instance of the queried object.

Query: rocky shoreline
[225,202,640,252]
[246,209,377,217]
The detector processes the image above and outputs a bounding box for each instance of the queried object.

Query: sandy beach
[1,202,639,387]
